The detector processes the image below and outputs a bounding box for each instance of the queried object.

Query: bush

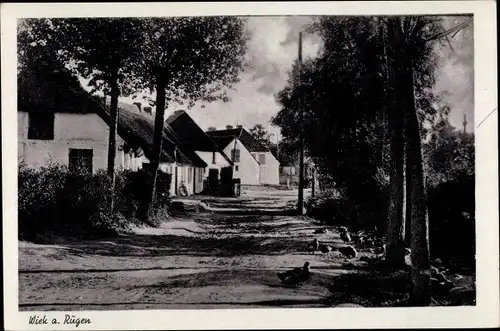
[305,183,388,233]
[122,168,171,221]
[18,164,172,241]
[327,269,411,307]
[327,268,475,307]
[18,163,67,238]
[428,174,475,269]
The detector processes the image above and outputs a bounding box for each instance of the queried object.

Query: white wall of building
[195,151,231,177]
[252,151,280,185]
[159,163,204,196]
[222,138,260,185]
[18,111,144,172]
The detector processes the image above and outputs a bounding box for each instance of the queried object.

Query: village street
[19,187,361,310]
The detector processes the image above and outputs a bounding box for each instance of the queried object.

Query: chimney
[133,102,142,112]
[226,125,233,130]
[237,125,243,129]
[143,106,152,115]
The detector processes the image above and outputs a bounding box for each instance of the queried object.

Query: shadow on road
[19,298,330,309]
[55,234,320,258]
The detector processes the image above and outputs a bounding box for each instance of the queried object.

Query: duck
[307,238,320,255]
[340,231,351,243]
[277,262,312,287]
[338,226,348,234]
[431,273,455,293]
[319,243,332,254]
[337,245,357,258]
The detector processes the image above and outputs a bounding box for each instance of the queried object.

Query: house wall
[18,111,144,172]
[195,151,230,177]
[223,138,260,185]
[252,151,280,185]
[281,166,297,176]
[159,163,204,196]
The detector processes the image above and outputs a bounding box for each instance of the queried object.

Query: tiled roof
[106,100,206,166]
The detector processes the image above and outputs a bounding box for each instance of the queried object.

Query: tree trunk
[145,72,167,220]
[403,56,431,306]
[404,141,412,245]
[384,18,406,268]
[107,74,120,216]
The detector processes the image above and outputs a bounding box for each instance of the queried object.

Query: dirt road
[19,188,358,310]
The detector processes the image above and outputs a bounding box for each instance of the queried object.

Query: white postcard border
[2,1,498,330]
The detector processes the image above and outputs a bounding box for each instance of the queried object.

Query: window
[231,149,241,163]
[69,149,93,173]
[235,165,239,172]
[28,112,55,140]
[258,153,266,165]
[212,152,216,164]
[188,167,193,183]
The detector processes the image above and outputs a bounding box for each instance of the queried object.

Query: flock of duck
[276,226,358,287]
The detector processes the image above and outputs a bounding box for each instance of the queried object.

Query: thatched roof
[166,110,233,165]
[17,66,206,167]
[207,127,270,153]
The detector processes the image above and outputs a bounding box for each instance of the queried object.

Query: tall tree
[386,15,471,305]
[20,18,143,216]
[249,124,271,147]
[57,18,142,216]
[384,18,407,267]
[274,18,391,230]
[131,17,248,218]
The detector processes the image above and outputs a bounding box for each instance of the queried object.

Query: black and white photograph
[2,1,498,330]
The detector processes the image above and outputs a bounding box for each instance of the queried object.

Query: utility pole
[462,112,467,135]
[297,31,305,215]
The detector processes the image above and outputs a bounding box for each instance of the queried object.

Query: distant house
[17,68,148,175]
[207,125,280,185]
[17,66,207,197]
[164,110,233,194]
[109,102,208,197]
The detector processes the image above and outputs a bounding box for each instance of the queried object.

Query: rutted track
[19,188,359,310]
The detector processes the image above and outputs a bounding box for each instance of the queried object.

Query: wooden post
[297,31,305,215]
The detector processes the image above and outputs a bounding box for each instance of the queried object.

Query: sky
[83,16,474,137]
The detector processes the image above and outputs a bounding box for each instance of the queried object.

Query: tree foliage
[249,124,271,148]
[18,17,249,219]
[274,17,392,212]
[424,121,475,186]
[130,17,248,216]
[131,17,249,107]
[274,15,472,305]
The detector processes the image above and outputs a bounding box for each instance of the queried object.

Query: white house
[17,110,147,173]
[150,109,234,196]
[17,67,150,175]
[17,67,207,197]
[165,110,233,186]
[207,126,280,185]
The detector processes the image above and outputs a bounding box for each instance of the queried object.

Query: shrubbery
[306,174,475,268]
[18,163,171,241]
[305,183,389,234]
[428,174,475,269]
